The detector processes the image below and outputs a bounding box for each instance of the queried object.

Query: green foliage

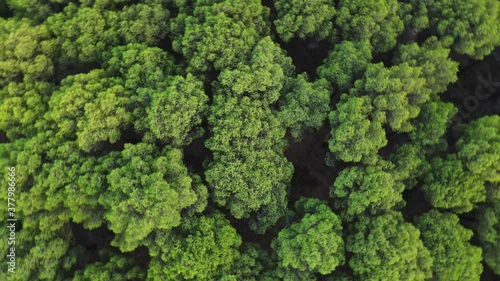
[0,160,81,281]
[207,97,286,156]
[100,143,206,252]
[395,37,459,95]
[1,1,498,280]
[415,210,483,281]
[0,19,55,86]
[421,0,500,59]
[478,185,500,274]
[75,87,132,152]
[205,146,292,220]
[0,137,41,194]
[331,161,405,221]
[174,13,259,74]
[46,4,120,64]
[171,0,270,74]
[347,212,433,281]
[79,0,133,9]
[64,153,118,229]
[46,2,169,64]
[336,0,404,52]
[0,225,81,281]
[423,155,486,213]
[398,0,429,32]
[46,69,132,152]
[271,198,345,275]
[205,95,291,220]
[278,74,331,139]
[118,2,169,46]
[146,212,242,281]
[192,0,271,36]
[147,74,209,146]
[389,144,430,189]
[456,115,500,183]
[352,62,430,132]
[30,235,78,280]
[329,60,440,163]
[409,99,457,146]
[205,37,294,230]
[5,0,68,22]
[0,81,53,140]
[216,243,278,281]
[11,138,80,231]
[73,250,144,281]
[215,36,294,104]
[274,0,336,42]
[7,135,111,231]
[206,95,286,157]
[317,40,372,92]
[103,43,181,141]
[247,184,291,234]
[328,94,387,163]
[104,43,178,90]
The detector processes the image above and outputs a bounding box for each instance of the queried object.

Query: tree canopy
[415,210,483,281]
[1,0,499,280]
[274,0,336,42]
[336,0,404,52]
[271,198,345,275]
[404,0,500,59]
[423,155,486,213]
[331,161,405,221]
[456,115,500,183]
[100,143,206,252]
[478,184,500,275]
[347,212,433,281]
[145,212,242,281]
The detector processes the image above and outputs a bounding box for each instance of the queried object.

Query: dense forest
[0,0,499,280]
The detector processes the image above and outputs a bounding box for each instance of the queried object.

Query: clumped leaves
[318,40,372,92]
[456,115,500,183]
[329,94,387,163]
[272,198,345,275]
[415,210,483,281]
[147,74,209,146]
[274,0,336,42]
[100,143,206,251]
[146,212,242,281]
[423,155,486,213]
[347,212,433,281]
[336,0,404,52]
[478,185,500,274]
[1,1,499,280]
[331,162,405,221]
